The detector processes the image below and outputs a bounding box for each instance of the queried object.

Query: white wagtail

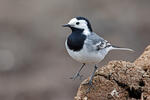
[63,16,133,87]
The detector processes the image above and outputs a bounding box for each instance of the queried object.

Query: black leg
[85,65,98,93]
[89,65,98,84]
[70,63,86,80]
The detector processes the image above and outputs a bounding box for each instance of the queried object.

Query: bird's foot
[70,73,84,80]
[83,80,95,94]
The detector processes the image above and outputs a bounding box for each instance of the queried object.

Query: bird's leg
[70,63,85,80]
[84,65,98,93]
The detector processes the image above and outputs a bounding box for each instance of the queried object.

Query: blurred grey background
[0,0,149,100]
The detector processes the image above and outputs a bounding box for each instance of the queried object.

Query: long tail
[110,45,134,52]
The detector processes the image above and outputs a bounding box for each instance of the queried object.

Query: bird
[62,16,133,89]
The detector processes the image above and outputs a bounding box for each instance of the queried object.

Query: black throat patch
[67,28,86,51]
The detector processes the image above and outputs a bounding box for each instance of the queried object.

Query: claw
[70,73,84,80]
[70,63,85,80]
[83,80,95,94]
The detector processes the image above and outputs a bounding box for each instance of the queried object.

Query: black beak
[62,24,71,27]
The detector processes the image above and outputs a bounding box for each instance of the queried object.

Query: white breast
[65,40,107,64]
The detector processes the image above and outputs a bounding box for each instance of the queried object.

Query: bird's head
[63,17,93,33]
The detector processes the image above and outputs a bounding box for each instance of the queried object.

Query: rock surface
[75,45,150,100]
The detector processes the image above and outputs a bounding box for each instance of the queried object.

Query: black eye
[76,22,80,25]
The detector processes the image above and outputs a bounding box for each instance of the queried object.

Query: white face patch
[68,18,91,35]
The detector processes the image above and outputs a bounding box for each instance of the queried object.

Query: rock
[134,45,150,72]
[75,45,150,100]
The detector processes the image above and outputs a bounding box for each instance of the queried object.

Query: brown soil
[75,45,150,100]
